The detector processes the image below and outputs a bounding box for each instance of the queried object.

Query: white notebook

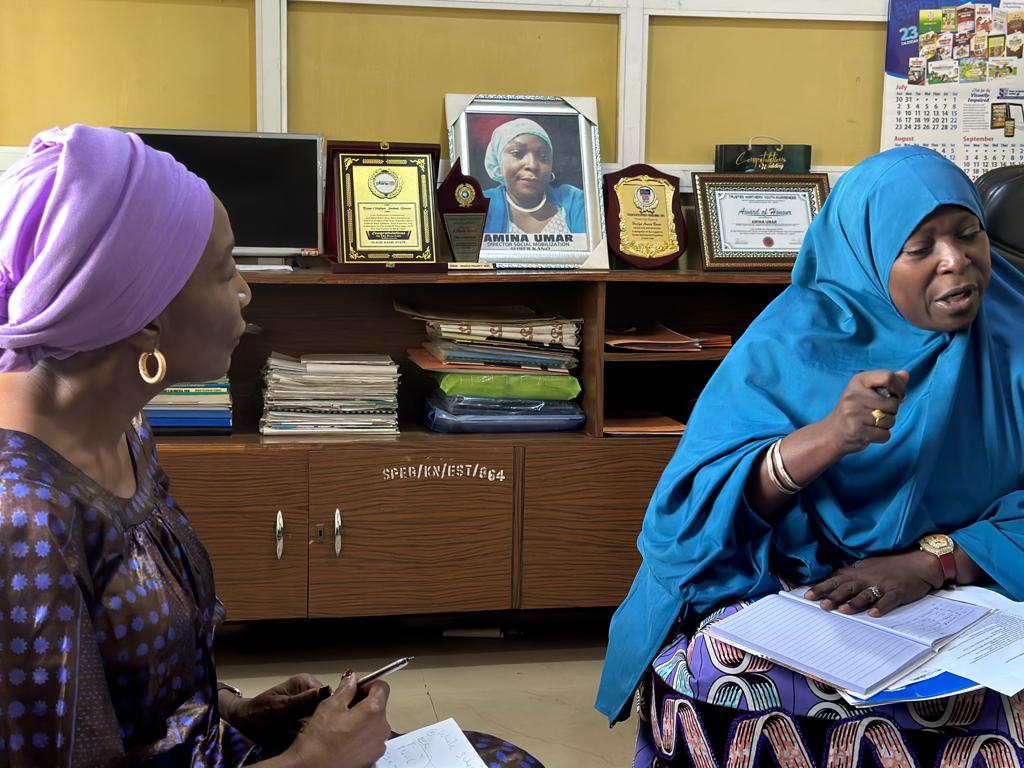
[705,590,991,697]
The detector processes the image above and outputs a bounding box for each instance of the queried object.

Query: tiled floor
[215,615,636,768]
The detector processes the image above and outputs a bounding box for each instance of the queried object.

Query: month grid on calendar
[893,89,959,131]
[962,142,1024,178]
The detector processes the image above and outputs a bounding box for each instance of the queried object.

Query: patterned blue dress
[0,421,543,767]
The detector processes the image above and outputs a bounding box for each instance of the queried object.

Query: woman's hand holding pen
[824,370,909,455]
[745,369,910,520]
[285,672,391,768]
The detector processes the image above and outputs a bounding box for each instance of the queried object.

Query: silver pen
[357,656,415,688]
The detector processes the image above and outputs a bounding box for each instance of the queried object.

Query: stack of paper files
[605,323,732,352]
[260,352,399,436]
[704,588,992,699]
[145,377,231,435]
[395,301,582,372]
[423,338,577,371]
[397,301,582,351]
[395,302,585,433]
[604,413,686,437]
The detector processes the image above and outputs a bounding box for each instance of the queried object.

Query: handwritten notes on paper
[375,719,487,768]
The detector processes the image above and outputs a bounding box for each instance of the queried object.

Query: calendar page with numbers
[883,0,1024,179]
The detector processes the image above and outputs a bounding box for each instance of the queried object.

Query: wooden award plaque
[604,164,687,270]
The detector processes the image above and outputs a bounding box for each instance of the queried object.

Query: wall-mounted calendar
[883,0,1024,179]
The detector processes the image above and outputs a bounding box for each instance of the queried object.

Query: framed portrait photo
[692,172,830,271]
[446,94,608,269]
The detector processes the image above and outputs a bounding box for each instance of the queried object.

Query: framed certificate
[692,172,830,271]
[330,142,441,272]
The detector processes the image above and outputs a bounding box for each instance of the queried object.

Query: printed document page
[375,719,487,768]
[919,586,1024,696]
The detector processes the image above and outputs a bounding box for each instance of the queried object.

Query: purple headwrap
[0,124,214,372]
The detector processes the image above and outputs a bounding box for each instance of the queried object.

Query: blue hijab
[596,147,1024,722]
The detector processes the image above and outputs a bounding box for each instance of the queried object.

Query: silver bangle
[766,440,801,495]
[217,682,243,698]
[771,440,802,493]
[765,441,792,494]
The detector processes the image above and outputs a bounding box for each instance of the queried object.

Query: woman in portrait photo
[482,118,587,236]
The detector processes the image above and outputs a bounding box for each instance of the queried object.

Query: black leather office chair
[975,165,1024,273]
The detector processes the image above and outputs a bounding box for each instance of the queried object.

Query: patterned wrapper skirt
[634,602,1024,768]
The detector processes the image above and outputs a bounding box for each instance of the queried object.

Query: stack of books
[396,302,586,433]
[259,352,399,436]
[144,378,232,435]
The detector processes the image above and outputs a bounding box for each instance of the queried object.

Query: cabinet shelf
[156,425,636,453]
[241,258,792,286]
[603,350,729,362]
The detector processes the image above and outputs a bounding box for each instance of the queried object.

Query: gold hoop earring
[138,350,167,385]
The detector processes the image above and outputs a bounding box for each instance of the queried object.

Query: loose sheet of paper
[375,718,487,768]
[918,587,1024,696]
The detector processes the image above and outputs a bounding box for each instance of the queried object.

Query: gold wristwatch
[919,533,957,587]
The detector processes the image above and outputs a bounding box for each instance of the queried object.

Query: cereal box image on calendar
[884,0,1024,180]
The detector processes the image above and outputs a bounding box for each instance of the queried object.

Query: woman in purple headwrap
[0,126,543,768]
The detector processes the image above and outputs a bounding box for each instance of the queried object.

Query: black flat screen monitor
[125,129,322,257]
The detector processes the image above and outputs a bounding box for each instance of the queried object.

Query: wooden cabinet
[156,267,785,620]
[156,449,308,621]
[307,446,515,617]
[522,440,676,609]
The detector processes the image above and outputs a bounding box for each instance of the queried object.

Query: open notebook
[704,589,991,697]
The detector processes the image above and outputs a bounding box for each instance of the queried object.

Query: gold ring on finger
[868,585,883,600]
[871,409,885,428]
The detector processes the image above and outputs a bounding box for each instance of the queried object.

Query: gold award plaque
[351,162,423,251]
[613,176,680,261]
[337,153,437,267]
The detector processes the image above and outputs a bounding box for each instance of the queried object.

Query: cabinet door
[156,449,308,620]
[308,447,514,617]
[522,439,676,609]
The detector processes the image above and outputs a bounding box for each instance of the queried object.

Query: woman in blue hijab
[482,118,587,235]
[598,147,1024,766]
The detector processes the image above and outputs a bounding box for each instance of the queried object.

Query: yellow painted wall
[0,0,256,146]
[288,3,620,160]
[647,17,886,166]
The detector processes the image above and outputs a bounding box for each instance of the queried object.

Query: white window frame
[1,2,886,182]
[261,0,886,188]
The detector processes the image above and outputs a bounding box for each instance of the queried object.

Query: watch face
[922,533,954,553]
